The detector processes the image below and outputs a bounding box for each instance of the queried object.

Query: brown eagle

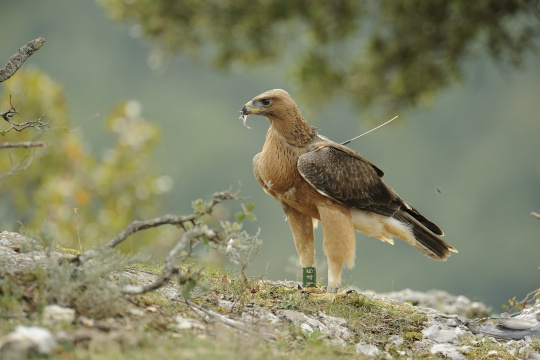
[240,89,457,299]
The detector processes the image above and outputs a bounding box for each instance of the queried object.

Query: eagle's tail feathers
[402,206,444,236]
[393,210,457,261]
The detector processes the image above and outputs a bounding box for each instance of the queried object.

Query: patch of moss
[125,260,165,275]
[55,246,81,256]
[402,331,423,343]
[465,347,518,360]
[0,268,48,319]
[284,291,429,351]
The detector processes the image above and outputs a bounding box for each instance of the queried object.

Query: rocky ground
[1,230,539,359]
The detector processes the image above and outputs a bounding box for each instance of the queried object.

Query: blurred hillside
[1,0,539,310]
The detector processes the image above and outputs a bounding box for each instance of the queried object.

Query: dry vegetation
[2,227,539,359]
[0,234,427,359]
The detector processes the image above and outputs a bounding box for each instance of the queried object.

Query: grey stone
[43,304,76,325]
[175,316,206,330]
[355,343,380,357]
[430,344,465,360]
[0,325,56,359]
[389,334,404,347]
[423,324,458,343]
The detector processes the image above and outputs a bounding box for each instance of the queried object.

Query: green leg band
[302,267,316,287]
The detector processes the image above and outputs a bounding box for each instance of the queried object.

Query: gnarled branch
[0,37,45,83]
[74,189,240,264]
[1,96,49,134]
[0,141,49,149]
[121,227,217,295]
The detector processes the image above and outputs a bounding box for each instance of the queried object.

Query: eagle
[240,89,457,299]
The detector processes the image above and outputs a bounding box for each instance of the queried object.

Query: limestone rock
[0,325,56,359]
[43,304,76,325]
[175,316,206,330]
[355,343,380,357]
[423,324,458,343]
[377,288,489,318]
[430,343,466,360]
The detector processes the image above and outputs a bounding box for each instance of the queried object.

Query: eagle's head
[240,89,297,126]
[240,89,316,145]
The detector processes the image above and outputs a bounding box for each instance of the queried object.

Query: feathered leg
[282,203,315,268]
[314,204,356,300]
[282,203,325,294]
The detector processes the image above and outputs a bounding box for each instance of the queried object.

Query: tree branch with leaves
[98,0,539,113]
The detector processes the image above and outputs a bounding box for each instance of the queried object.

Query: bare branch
[1,96,49,135]
[0,96,18,121]
[2,114,49,133]
[0,135,48,182]
[183,299,277,340]
[531,212,540,221]
[121,227,217,295]
[0,141,49,149]
[0,38,45,83]
[107,190,236,249]
[74,190,240,263]
[70,189,250,302]
[0,96,50,180]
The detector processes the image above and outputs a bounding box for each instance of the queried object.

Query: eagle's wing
[297,145,405,217]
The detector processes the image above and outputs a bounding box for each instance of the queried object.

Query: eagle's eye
[261,98,271,106]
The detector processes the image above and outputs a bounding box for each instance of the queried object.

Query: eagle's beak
[240,102,252,119]
[240,101,253,128]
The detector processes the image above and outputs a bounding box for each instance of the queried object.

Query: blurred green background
[1,0,539,310]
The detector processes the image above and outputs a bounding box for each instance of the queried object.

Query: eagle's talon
[299,286,323,294]
[310,290,351,302]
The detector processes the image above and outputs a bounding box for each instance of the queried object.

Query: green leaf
[191,198,203,210]
[235,212,245,222]
[182,287,191,299]
[246,213,257,222]
[181,278,197,299]
[246,202,255,212]
[1,131,6,136]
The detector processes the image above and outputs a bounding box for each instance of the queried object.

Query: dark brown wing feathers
[297,144,450,256]
[298,146,402,216]
[298,145,444,235]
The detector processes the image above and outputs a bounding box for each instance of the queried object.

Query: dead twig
[121,227,217,295]
[74,189,240,264]
[184,298,277,340]
[0,135,48,182]
[1,96,49,133]
[71,188,249,303]
[0,96,18,121]
[0,37,45,83]
[531,212,540,221]
[0,141,49,149]
[0,96,50,181]
[2,114,49,132]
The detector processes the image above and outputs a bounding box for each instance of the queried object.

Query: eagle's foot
[298,285,324,294]
[304,286,356,301]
